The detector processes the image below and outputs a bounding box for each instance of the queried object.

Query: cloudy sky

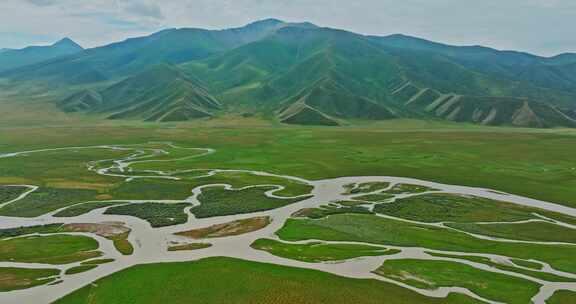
[1,0,574,56]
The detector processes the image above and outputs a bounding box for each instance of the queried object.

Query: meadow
[0,234,101,264]
[192,186,308,218]
[374,259,541,304]
[374,194,576,224]
[251,239,400,263]
[276,214,576,274]
[104,202,190,227]
[0,267,60,292]
[2,101,576,303]
[53,257,484,304]
[547,290,576,304]
[2,108,576,209]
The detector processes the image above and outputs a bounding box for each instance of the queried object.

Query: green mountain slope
[278,103,341,126]
[375,35,576,99]
[0,38,83,73]
[391,81,576,128]
[2,19,576,128]
[58,89,104,112]
[183,25,575,127]
[59,64,221,122]
[547,53,576,65]
[278,78,397,120]
[183,26,404,117]
[0,19,314,86]
[375,34,541,68]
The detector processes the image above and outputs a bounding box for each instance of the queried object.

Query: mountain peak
[0,37,84,73]
[53,37,83,50]
[243,18,317,30]
[248,18,285,26]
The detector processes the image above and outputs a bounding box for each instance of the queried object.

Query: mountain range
[0,38,83,73]
[1,18,576,128]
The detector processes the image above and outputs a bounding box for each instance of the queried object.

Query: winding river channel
[0,143,575,304]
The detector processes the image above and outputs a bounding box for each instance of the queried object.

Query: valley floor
[1,102,576,303]
[0,133,574,304]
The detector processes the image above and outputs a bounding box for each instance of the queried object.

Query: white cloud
[121,0,164,20]
[25,0,60,6]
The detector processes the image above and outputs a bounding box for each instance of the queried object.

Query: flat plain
[1,103,576,304]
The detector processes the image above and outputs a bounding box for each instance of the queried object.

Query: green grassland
[0,234,101,264]
[0,186,29,204]
[446,221,576,244]
[124,143,208,163]
[292,204,373,219]
[375,259,541,304]
[192,186,309,218]
[547,290,576,304]
[426,252,576,282]
[276,214,576,274]
[179,171,314,198]
[0,224,132,256]
[2,114,576,209]
[104,202,190,227]
[107,232,134,255]
[0,147,129,187]
[251,238,400,262]
[0,224,63,238]
[0,267,60,292]
[53,257,484,304]
[65,265,98,275]
[353,193,395,202]
[0,187,99,217]
[54,201,126,217]
[374,193,576,224]
[108,179,194,201]
[2,106,576,302]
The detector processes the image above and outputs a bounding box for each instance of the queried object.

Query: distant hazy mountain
[1,19,576,128]
[547,53,576,65]
[1,19,315,83]
[374,35,576,94]
[0,38,83,73]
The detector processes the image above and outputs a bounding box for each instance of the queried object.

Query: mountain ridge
[59,64,221,122]
[0,38,83,73]
[2,19,576,128]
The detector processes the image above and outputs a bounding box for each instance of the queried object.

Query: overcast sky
[1,0,574,56]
